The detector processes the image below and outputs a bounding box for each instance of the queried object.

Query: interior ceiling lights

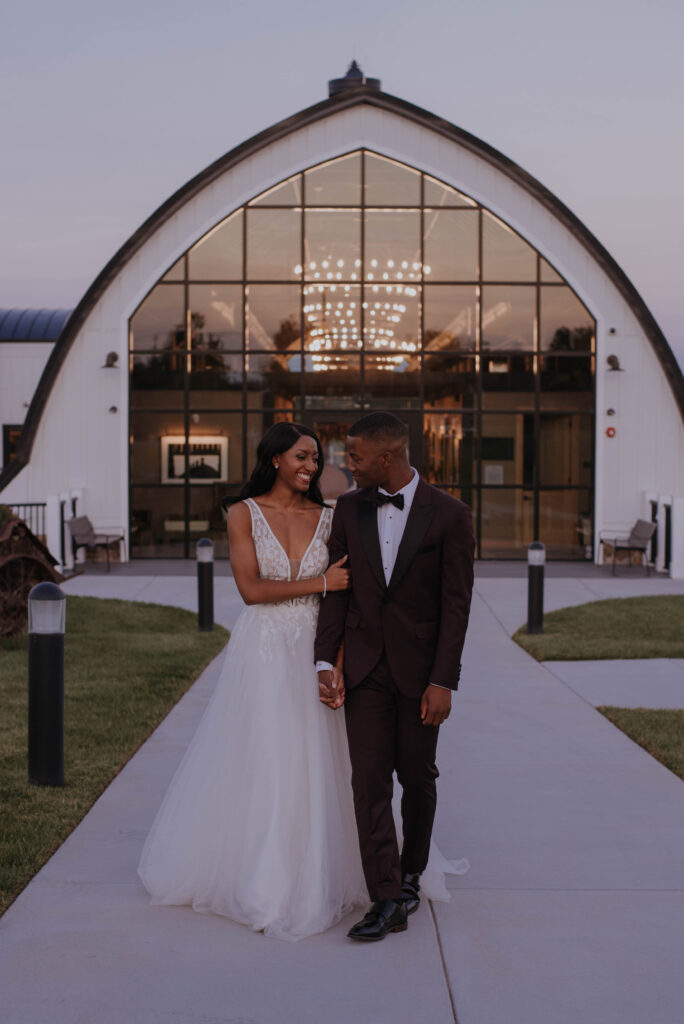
[298,256,426,371]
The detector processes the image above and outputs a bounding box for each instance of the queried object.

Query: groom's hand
[420,684,451,727]
[318,668,345,709]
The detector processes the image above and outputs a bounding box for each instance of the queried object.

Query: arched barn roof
[2,81,683,493]
[0,308,72,342]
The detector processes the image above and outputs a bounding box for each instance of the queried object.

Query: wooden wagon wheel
[0,555,54,636]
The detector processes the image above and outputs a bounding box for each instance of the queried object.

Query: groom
[315,413,474,942]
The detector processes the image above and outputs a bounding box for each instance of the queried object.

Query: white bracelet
[321,574,327,598]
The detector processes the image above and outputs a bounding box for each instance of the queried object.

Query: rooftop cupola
[328,61,381,97]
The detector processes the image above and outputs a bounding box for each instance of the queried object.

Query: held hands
[420,684,451,727]
[318,667,345,710]
[323,555,350,593]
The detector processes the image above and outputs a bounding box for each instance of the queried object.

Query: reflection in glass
[245,352,301,409]
[481,414,535,486]
[162,257,184,281]
[423,354,477,408]
[131,485,186,557]
[424,414,477,485]
[247,285,301,350]
[130,412,185,485]
[364,211,421,281]
[303,355,363,408]
[246,209,301,280]
[482,286,535,351]
[190,352,243,394]
[540,356,594,400]
[538,489,591,558]
[364,286,419,354]
[188,211,242,281]
[364,152,421,206]
[131,285,185,351]
[305,153,361,205]
[423,286,477,351]
[541,286,593,351]
[189,285,242,350]
[424,210,478,281]
[250,175,302,206]
[303,284,361,352]
[423,176,476,208]
[364,355,420,408]
[481,354,535,395]
[304,210,361,281]
[130,353,185,405]
[539,414,593,486]
[540,258,563,283]
[482,211,536,281]
[480,488,535,558]
[189,485,232,558]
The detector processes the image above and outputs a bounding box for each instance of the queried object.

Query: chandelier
[295,256,429,371]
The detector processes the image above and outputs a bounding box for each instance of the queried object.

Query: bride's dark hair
[236,422,326,506]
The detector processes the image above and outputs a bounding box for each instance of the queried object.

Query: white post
[643,490,659,570]
[45,495,62,568]
[59,491,75,570]
[669,499,684,579]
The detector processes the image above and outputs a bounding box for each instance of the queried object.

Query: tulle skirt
[138,601,467,941]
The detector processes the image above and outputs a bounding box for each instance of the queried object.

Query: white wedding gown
[138,498,468,941]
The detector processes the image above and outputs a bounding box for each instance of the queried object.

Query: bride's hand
[324,555,350,592]
[318,667,345,709]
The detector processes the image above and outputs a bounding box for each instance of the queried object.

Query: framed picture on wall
[160,435,229,484]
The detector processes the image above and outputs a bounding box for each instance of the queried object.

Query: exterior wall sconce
[102,352,119,368]
[606,355,623,371]
[109,406,118,414]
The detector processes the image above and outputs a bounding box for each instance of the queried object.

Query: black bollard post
[197,538,214,632]
[28,582,66,786]
[527,541,545,635]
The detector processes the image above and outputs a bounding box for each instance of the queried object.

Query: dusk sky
[2,0,683,363]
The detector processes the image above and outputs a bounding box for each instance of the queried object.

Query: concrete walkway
[2,572,684,1023]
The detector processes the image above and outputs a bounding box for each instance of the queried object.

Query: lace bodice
[240,499,332,657]
[245,498,332,584]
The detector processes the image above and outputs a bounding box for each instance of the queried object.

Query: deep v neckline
[249,499,326,581]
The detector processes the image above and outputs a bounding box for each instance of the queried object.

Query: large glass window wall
[130,150,595,559]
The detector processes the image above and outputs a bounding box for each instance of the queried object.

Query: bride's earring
[274,462,279,470]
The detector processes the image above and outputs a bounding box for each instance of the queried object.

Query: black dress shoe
[401,872,421,916]
[347,899,408,942]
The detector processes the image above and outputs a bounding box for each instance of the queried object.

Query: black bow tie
[371,490,405,510]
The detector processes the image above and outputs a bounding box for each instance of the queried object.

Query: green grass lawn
[513,596,684,661]
[0,596,228,917]
[598,707,684,783]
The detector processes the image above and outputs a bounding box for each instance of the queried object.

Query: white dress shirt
[377,467,420,585]
[316,469,449,691]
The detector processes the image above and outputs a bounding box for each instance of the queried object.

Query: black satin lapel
[387,503,435,594]
[357,499,386,591]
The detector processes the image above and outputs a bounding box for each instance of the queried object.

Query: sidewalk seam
[428,899,459,1024]
[472,586,511,637]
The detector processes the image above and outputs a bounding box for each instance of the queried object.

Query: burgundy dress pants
[344,653,440,902]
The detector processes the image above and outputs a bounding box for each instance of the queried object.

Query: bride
[138,422,465,941]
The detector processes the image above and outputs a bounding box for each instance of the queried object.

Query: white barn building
[1,65,683,573]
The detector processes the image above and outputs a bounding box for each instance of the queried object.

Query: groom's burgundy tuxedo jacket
[314,479,474,697]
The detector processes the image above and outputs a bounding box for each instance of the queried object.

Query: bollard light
[196,538,214,632]
[28,582,67,634]
[28,582,66,786]
[196,538,214,563]
[527,542,546,568]
[527,541,545,635]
